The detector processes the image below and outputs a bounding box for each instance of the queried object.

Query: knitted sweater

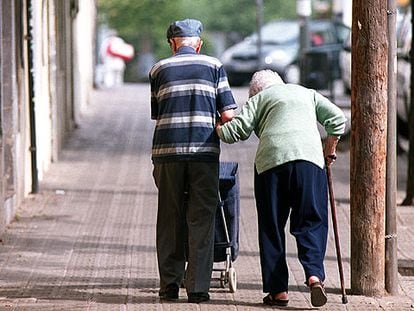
[217,83,347,174]
[150,46,237,163]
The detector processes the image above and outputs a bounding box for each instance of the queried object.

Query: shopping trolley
[212,161,240,293]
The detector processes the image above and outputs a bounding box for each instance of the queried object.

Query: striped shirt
[150,46,237,163]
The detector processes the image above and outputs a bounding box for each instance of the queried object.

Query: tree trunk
[401,1,414,206]
[350,0,387,296]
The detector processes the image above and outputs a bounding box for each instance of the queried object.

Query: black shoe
[188,292,209,303]
[263,293,289,306]
[159,283,179,301]
[310,281,327,307]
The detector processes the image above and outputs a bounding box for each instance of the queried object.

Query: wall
[73,0,97,119]
[0,0,96,236]
[0,1,22,232]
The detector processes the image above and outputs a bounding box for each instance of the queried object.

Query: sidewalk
[0,84,413,310]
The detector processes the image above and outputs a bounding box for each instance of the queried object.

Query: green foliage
[98,0,295,50]
[98,0,182,57]
[97,0,296,80]
[179,0,296,35]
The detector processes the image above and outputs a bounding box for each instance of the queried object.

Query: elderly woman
[216,70,346,307]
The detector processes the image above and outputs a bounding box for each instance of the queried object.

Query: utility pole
[256,0,263,70]
[350,0,387,296]
[332,0,343,23]
[296,0,311,85]
[385,0,398,295]
[0,2,4,232]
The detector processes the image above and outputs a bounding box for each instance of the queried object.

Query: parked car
[339,34,351,94]
[396,7,411,138]
[340,6,411,137]
[220,19,350,86]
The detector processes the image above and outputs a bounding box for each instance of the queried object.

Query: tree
[97,0,296,60]
[98,0,183,58]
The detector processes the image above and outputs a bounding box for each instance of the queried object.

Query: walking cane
[326,157,348,304]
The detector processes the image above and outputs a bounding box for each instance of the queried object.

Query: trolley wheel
[220,271,227,288]
[228,267,237,293]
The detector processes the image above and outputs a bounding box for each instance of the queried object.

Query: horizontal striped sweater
[150,46,237,163]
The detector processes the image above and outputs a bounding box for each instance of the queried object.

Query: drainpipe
[26,1,38,193]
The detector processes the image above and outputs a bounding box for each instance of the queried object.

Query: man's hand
[215,123,222,135]
[324,135,339,166]
[220,109,235,124]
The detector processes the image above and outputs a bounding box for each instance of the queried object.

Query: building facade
[0,0,96,234]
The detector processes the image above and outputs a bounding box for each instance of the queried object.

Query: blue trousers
[254,160,328,294]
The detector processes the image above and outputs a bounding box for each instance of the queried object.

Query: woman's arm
[216,98,258,144]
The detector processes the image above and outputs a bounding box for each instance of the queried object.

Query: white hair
[249,70,284,98]
[172,36,201,49]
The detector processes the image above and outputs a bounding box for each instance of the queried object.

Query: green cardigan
[217,83,347,174]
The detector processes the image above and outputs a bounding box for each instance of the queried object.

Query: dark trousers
[153,161,219,293]
[254,160,328,294]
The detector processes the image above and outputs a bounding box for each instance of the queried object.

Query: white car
[339,6,411,137]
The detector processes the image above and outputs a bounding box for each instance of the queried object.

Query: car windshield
[249,21,299,44]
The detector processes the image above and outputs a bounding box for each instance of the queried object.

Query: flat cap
[166,19,203,39]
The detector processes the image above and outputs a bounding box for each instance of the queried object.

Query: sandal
[310,281,327,307]
[263,293,289,307]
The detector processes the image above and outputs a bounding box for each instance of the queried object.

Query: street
[0,83,412,310]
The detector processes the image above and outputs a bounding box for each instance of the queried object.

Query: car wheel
[397,115,409,139]
[343,81,351,95]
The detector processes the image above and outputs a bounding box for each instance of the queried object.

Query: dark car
[396,6,411,138]
[221,19,350,87]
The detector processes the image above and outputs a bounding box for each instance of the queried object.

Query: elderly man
[149,19,237,303]
[216,70,346,308]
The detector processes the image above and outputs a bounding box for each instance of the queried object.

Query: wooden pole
[385,0,398,295]
[350,0,387,295]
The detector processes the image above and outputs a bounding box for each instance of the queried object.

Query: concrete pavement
[0,84,413,310]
